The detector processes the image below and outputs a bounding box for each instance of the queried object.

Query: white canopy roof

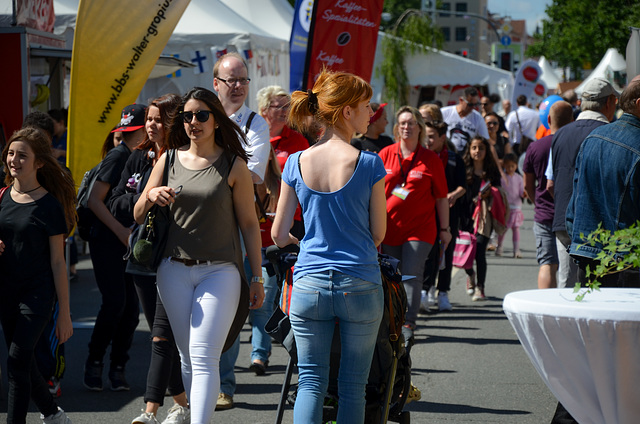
[220,0,293,41]
[538,56,562,91]
[576,48,627,94]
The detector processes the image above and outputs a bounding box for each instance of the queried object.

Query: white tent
[1,0,290,111]
[538,56,562,92]
[627,27,640,82]
[138,0,289,111]
[370,33,514,107]
[576,48,627,95]
[220,0,294,41]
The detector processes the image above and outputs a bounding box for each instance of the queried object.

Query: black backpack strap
[244,111,257,135]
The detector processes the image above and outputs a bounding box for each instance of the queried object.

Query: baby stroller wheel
[399,410,410,424]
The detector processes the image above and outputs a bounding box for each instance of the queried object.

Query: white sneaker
[438,292,453,311]
[162,404,190,424]
[426,286,437,307]
[131,411,160,424]
[41,407,71,424]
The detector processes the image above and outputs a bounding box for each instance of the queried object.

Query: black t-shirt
[97,143,132,206]
[351,134,394,153]
[0,190,67,314]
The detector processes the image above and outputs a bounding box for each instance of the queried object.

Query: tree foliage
[378,11,444,107]
[527,0,640,79]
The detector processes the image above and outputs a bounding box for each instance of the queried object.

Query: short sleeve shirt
[230,104,270,183]
[282,151,386,284]
[96,143,131,205]
[441,106,490,152]
[523,135,555,225]
[0,191,67,313]
[271,125,309,171]
[378,144,448,246]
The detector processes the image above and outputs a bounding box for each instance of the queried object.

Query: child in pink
[497,154,524,257]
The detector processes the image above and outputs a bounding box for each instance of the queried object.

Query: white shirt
[441,106,490,152]
[505,106,539,145]
[229,104,270,184]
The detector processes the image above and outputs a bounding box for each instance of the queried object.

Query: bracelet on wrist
[251,276,265,285]
[146,189,153,203]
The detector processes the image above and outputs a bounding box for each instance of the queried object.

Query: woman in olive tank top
[134,87,264,424]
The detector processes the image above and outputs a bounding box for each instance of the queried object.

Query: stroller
[264,245,412,424]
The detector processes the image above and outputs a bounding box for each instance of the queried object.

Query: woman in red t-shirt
[378,106,451,339]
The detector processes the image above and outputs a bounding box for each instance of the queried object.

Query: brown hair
[166,87,249,162]
[3,127,76,232]
[419,103,443,122]
[137,93,181,154]
[462,136,501,187]
[288,69,372,135]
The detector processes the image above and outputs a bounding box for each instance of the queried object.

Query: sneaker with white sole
[41,407,71,424]
[162,404,190,424]
[131,411,160,424]
[426,286,437,307]
[215,393,233,410]
[472,287,487,301]
[438,292,453,311]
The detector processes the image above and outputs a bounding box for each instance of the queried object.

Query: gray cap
[581,77,620,100]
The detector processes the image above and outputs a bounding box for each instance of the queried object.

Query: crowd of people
[2,53,640,424]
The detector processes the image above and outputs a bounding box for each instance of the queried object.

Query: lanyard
[396,144,419,187]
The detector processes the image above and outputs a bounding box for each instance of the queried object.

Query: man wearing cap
[351,102,394,153]
[83,104,147,392]
[545,78,619,293]
[212,52,271,410]
[441,86,490,153]
[547,78,622,424]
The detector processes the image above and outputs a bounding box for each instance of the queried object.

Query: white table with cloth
[503,288,640,424]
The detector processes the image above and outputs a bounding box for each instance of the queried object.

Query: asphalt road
[1,202,558,423]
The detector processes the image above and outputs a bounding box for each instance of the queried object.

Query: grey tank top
[164,150,241,263]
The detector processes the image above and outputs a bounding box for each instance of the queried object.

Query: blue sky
[487,0,552,35]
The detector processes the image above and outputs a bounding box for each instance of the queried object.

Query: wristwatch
[439,227,451,232]
[251,276,265,284]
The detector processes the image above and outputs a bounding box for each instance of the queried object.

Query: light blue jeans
[250,267,278,363]
[289,270,383,424]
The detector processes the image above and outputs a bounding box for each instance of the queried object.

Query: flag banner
[304,0,383,89]
[16,0,55,32]
[68,0,190,186]
[289,0,314,92]
[512,60,542,106]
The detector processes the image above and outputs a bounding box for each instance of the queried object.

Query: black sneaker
[83,360,103,391]
[109,365,130,391]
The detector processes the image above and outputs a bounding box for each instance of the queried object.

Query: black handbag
[128,149,175,272]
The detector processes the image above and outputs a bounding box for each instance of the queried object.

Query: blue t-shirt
[283,150,386,284]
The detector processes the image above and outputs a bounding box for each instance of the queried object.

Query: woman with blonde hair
[272,70,387,424]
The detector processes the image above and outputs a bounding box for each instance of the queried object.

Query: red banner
[305,0,384,89]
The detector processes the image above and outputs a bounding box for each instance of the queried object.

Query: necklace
[13,184,41,194]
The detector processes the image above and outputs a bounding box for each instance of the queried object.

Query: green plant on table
[574,222,640,301]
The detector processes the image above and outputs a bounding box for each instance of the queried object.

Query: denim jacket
[566,113,640,259]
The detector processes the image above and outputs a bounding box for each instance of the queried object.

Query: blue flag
[290,0,314,92]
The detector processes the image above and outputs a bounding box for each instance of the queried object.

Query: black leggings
[465,234,490,288]
[87,231,139,367]
[133,274,184,405]
[0,302,58,423]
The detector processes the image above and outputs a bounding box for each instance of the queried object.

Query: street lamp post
[392,8,501,40]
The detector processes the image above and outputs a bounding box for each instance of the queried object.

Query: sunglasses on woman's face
[180,110,214,123]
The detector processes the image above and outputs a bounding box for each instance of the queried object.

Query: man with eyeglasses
[212,52,271,411]
[441,86,490,152]
[213,52,271,185]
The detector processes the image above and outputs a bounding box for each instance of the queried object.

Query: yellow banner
[67,0,190,185]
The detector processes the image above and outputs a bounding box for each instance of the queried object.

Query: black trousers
[87,230,139,367]
[133,274,184,405]
[465,234,490,288]
[0,299,58,423]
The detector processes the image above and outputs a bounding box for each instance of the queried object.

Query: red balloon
[534,84,546,96]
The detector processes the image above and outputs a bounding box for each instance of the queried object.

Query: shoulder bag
[127,149,175,273]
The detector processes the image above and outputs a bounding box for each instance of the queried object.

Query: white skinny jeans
[156,259,241,424]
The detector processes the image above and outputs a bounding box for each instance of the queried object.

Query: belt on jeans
[169,257,213,266]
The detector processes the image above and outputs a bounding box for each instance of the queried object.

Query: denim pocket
[342,283,383,324]
[289,284,320,320]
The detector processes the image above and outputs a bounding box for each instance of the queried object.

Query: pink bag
[452,231,477,269]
